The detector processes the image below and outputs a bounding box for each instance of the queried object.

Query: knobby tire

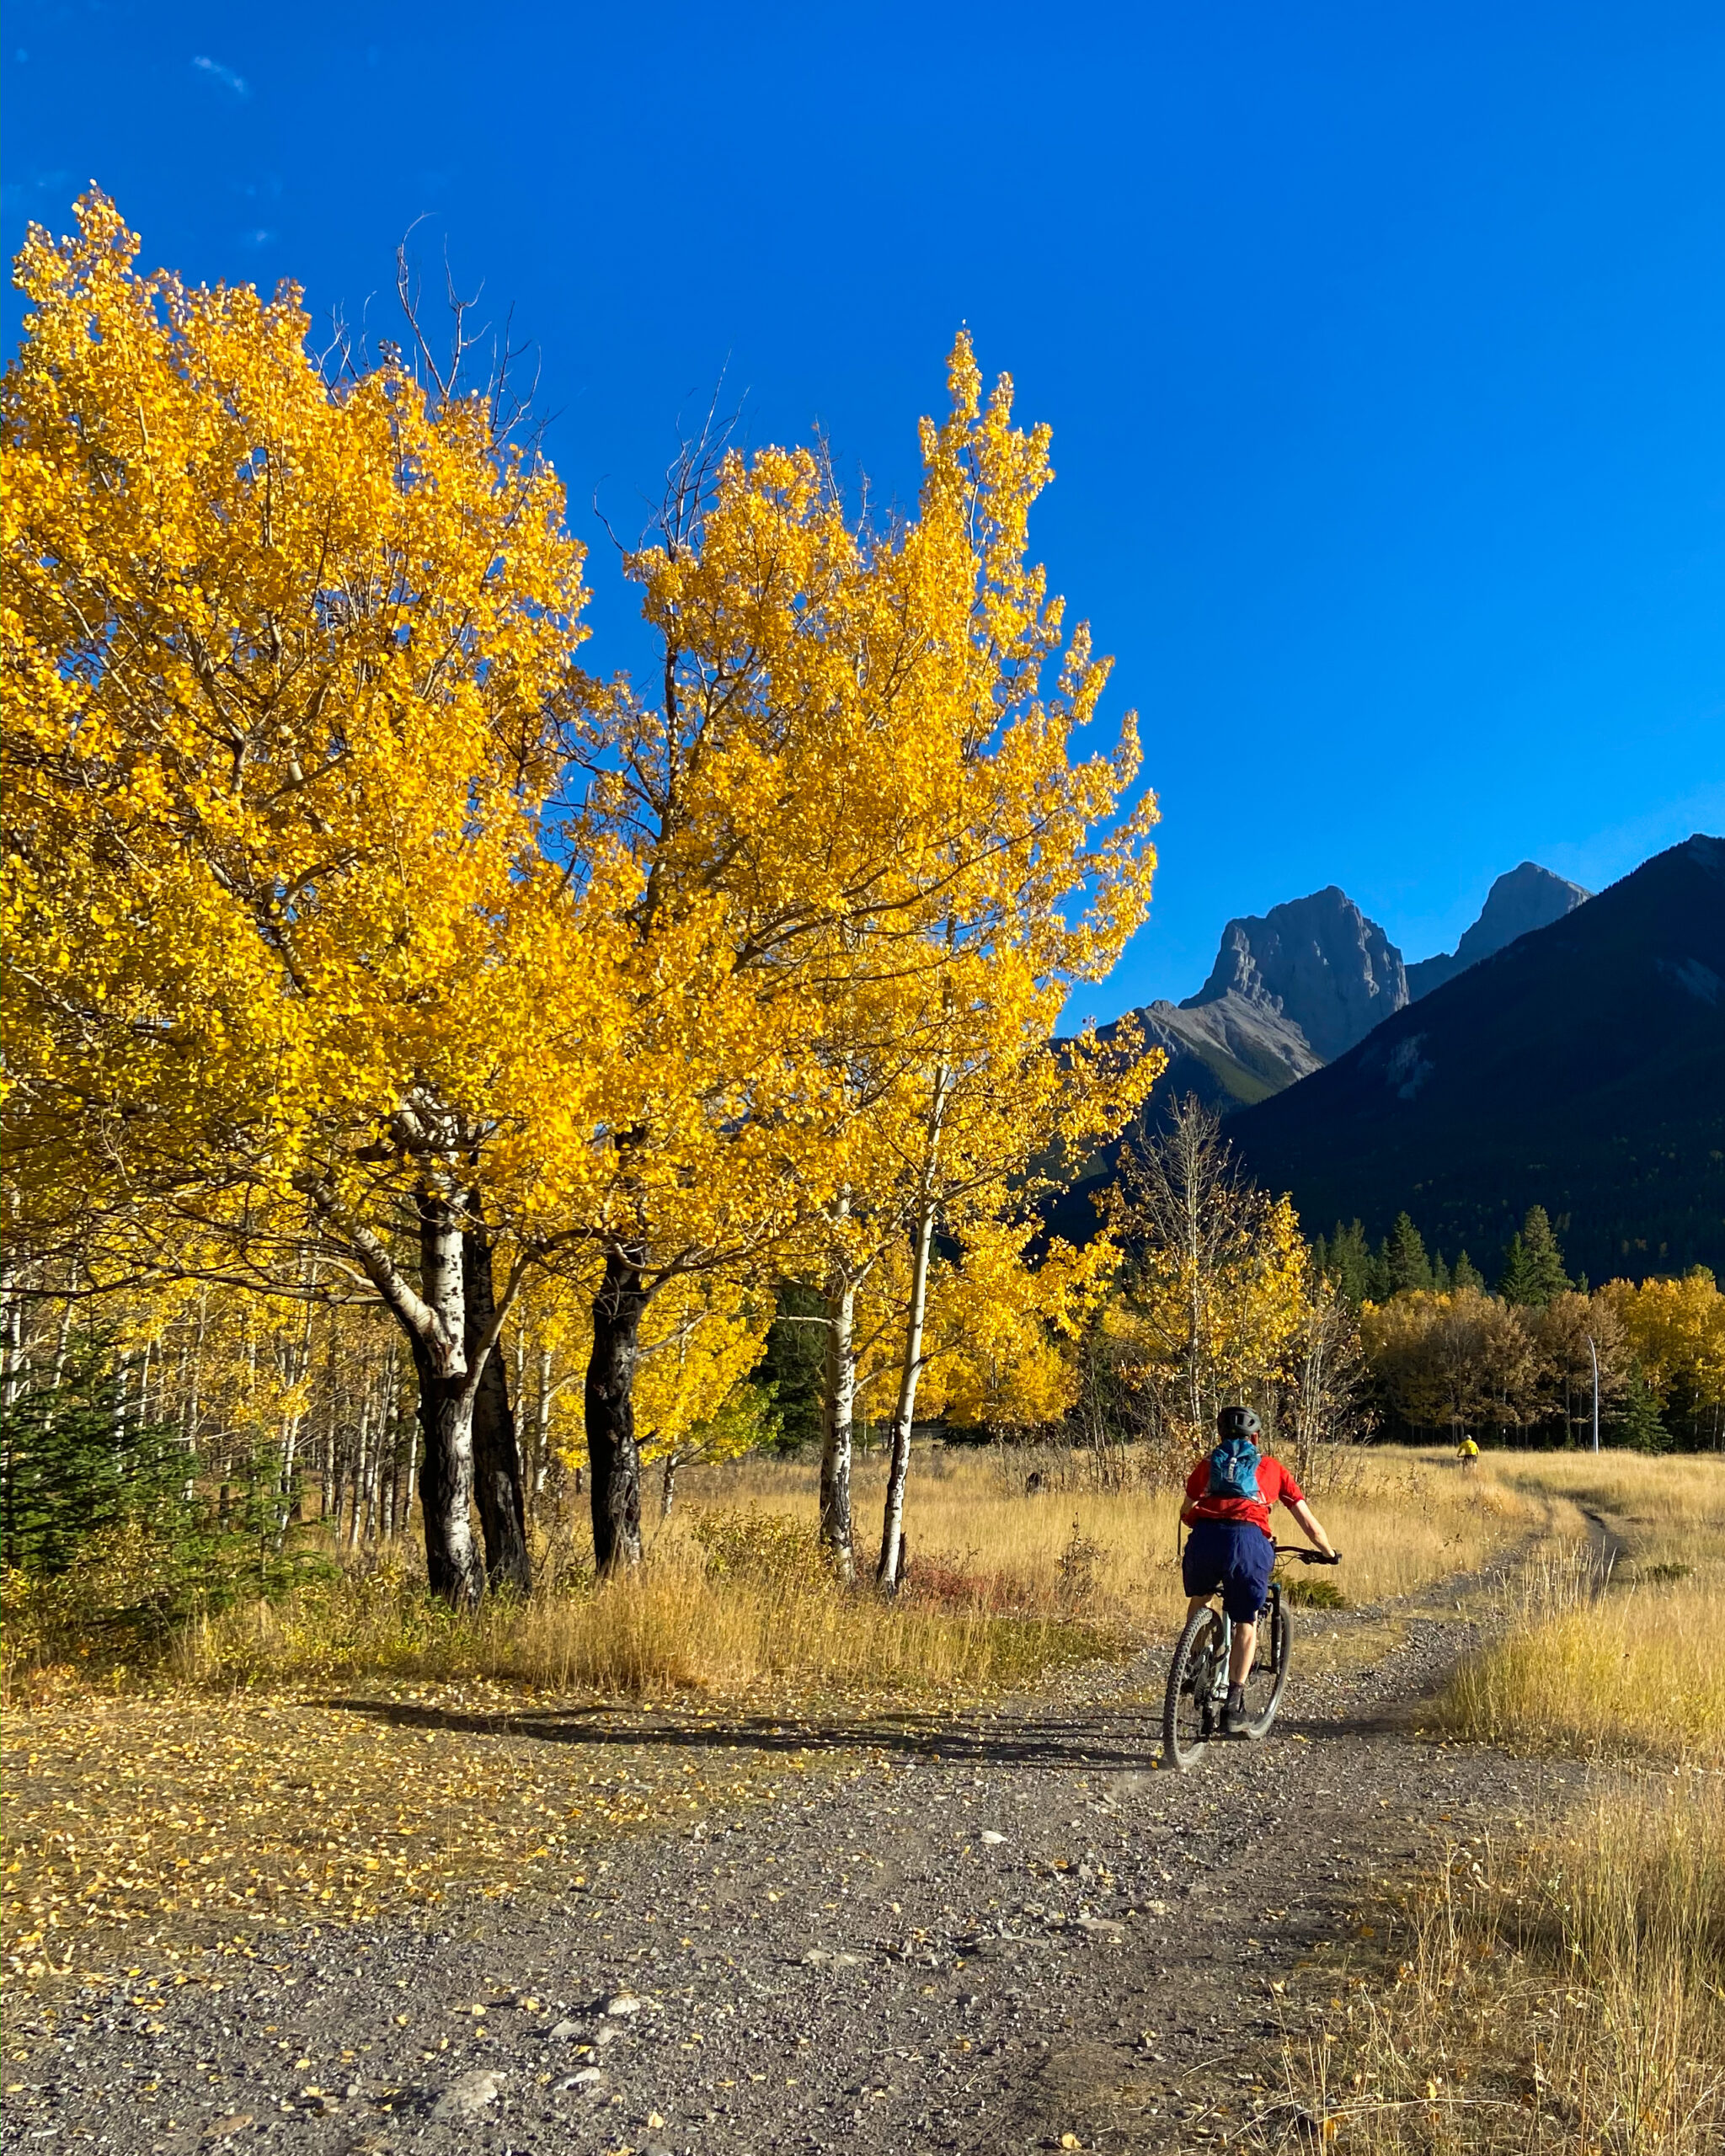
[1241,1585,1293,1739]
[1162,1605,1225,1771]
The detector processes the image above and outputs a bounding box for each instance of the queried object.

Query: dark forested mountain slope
[1224,835,1725,1283]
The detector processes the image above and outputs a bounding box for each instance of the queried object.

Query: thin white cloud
[191,55,248,97]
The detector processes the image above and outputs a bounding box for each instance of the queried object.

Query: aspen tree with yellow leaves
[560,337,1158,1577]
[2,195,615,1604]
[908,1219,1118,1434]
[837,341,1162,1587]
[1602,1269,1725,1446]
[3,204,1165,1617]
[1107,1096,1311,1455]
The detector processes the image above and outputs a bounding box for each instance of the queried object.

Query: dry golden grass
[163,1545,1103,1700]
[1434,1450,1725,1765]
[1267,1773,1725,2155]
[684,1440,1537,1634]
[1435,1576,1725,1765]
[5,1442,1531,1710]
[1270,1449,1725,2156]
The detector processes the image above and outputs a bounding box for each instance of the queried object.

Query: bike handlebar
[1273,1545,1342,1564]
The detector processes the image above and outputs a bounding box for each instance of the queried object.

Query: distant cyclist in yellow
[1457,1435,1480,1470]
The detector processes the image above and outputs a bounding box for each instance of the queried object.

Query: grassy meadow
[5,1440,1536,1704]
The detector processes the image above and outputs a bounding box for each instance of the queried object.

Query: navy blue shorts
[1182,1520,1274,1622]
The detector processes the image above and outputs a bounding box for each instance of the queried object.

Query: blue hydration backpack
[1207,1436,1263,1505]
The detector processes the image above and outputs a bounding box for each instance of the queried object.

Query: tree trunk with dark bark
[408,1184,484,1607]
[463,1228,532,1593]
[586,1245,648,1573]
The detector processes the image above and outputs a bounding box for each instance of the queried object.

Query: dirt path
[8,1567,1580,2154]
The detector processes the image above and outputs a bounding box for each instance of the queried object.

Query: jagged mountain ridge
[1405,862,1590,1000]
[1222,835,1725,1283]
[1182,884,1407,1062]
[1115,859,1593,1112]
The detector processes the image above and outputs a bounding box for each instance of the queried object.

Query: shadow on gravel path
[323,1694,1167,1771]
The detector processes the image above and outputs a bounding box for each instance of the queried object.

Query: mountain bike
[1161,1547,1341,1771]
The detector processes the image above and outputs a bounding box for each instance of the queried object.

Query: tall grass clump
[1274,1774,1725,2154]
[1434,1552,1725,1767]
[166,1524,1113,1702]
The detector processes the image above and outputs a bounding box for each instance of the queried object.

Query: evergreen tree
[750,1282,828,1452]
[0,1337,183,1574]
[1609,1364,1670,1453]
[1451,1250,1485,1292]
[1322,1220,1375,1307]
[1430,1251,1451,1294]
[0,1334,310,1635]
[1500,1204,1570,1306]
[1385,1212,1434,1296]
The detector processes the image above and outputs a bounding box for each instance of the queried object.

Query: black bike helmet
[1216,1404,1262,1441]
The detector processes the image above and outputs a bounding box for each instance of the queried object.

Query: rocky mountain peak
[1407,862,1591,1001]
[1181,885,1408,1064]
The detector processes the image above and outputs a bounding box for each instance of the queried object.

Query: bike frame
[1183,1544,1323,1704]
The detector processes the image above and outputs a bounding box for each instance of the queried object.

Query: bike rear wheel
[1240,1585,1293,1738]
[1162,1606,1226,1770]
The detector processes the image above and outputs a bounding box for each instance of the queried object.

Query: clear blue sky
[6,3,1722,1022]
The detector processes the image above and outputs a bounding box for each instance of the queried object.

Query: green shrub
[2,1334,324,1670]
[1280,1571,1347,1609]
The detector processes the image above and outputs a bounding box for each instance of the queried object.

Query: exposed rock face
[1148,994,1325,1097]
[1091,862,1589,1132]
[1406,862,1590,1001]
[1182,885,1409,1064]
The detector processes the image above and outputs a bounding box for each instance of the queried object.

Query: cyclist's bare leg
[1185,1598,1257,1684]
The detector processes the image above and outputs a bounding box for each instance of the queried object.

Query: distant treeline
[1316,1205,1722,1452]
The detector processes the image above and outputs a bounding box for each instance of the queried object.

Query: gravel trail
[8,1568,1578,2153]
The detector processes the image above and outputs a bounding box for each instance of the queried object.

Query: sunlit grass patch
[1433,1572,1725,1766]
[1431,1453,1725,1767]
[1261,1772,1725,2156]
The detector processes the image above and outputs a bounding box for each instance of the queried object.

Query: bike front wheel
[1162,1606,1226,1770]
[1241,1585,1293,1738]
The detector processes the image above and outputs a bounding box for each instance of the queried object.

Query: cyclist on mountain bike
[1181,1406,1338,1735]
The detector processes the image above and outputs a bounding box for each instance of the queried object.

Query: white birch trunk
[876,1074,947,1590]
[820,1268,857,1583]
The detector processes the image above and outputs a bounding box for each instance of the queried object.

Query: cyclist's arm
[1286,1496,1338,1561]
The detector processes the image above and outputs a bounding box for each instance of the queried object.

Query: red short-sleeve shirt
[1183,1453,1305,1539]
